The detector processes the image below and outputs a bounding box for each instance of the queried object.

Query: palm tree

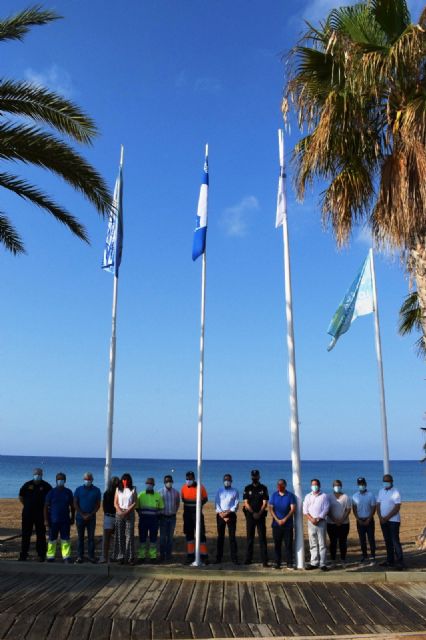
[0,5,111,254]
[398,291,426,358]
[285,0,426,349]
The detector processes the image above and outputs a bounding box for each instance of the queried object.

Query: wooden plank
[61,577,109,618]
[286,623,313,636]
[4,615,36,640]
[185,582,209,623]
[170,621,193,639]
[248,623,274,637]
[150,580,182,621]
[20,576,73,616]
[189,621,213,638]
[114,578,153,620]
[229,622,253,637]
[0,574,64,614]
[110,618,131,640]
[90,578,138,619]
[204,582,223,622]
[133,580,168,621]
[0,613,15,639]
[209,622,232,638]
[278,584,308,624]
[167,581,195,622]
[297,584,334,625]
[89,617,112,640]
[340,584,385,625]
[152,620,171,639]
[252,583,278,625]
[131,619,151,640]
[306,623,336,636]
[378,584,426,627]
[309,583,351,625]
[68,617,93,640]
[222,582,239,624]
[323,583,363,624]
[53,576,102,617]
[349,584,400,624]
[25,614,55,640]
[46,615,75,640]
[268,624,291,637]
[239,583,258,624]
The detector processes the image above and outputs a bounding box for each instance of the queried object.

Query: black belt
[105,513,115,517]
[162,514,177,518]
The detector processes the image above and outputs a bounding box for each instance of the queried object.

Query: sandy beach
[0,498,425,568]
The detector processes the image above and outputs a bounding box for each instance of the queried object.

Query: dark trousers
[77,517,96,559]
[183,510,206,542]
[216,512,238,562]
[272,525,293,566]
[356,519,376,559]
[21,511,46,559]
[159,515,176,559]
[139,514,159,543]
[381,521,404,566]
[327,523,350,561]
[244,512,268,563]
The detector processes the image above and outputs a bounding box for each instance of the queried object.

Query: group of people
[17,467,404,570]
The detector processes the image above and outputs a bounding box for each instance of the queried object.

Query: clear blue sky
[1,0,425,461]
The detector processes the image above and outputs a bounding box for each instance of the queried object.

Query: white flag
[276,129,286,228]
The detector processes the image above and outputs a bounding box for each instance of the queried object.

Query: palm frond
[0,5,59,43]
[369,0,411,43]
[0,122,111,215]
[0,172,89,242]
[0,213,25,254]
[329,4,388,46]
[0,80,97,144]
[398,290,426,357]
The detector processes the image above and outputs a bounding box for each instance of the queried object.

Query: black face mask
[252,478,259,485]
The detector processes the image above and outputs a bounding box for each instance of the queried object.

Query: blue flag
[102,157,123,277]
[192,146,209,261]
[327,251,374,351]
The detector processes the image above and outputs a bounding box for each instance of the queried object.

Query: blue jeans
[49,521,70,541]
[381,521,403,566]
[159,515,176,558]
[77,517,96,559]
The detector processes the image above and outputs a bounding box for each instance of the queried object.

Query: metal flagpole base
[190,560,205,567]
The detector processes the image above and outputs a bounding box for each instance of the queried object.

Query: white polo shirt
[377,487,401,523]
[352,490,376,518]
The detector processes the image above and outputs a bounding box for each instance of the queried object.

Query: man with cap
[181,471,209,564]
[158,474,180,562]
[352,476,377,564]
[18,468,52,561]
[243,469,269,566]
[136,477,164,562]
[214,473,239,564]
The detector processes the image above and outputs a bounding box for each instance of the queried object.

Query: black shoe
[379,561,394,567]
[396,564,406,571]
[75,557,83,564]
[321,565,329,572]
[213,558,222,564]
[244,559,252,565]
[37,556,45,563]
[262,562,270,568]
[232,559,240,565]
[88,557,97,564]
[305,563,319,570]
[273,563,281,570]
[18,554,27,561]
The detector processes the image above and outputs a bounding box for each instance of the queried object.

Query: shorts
[104,514,116,531]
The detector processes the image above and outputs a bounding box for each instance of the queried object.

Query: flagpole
[279,130,304,570]
[104,145,124,491]
[370,248,390,475]
[194,250,207,567]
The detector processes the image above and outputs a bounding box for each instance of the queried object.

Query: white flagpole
[194,144,208,567]
[278,130,305,569]
[369,248,390,475]
[104,145,124,491]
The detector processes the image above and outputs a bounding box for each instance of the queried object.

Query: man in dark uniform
[243,469,269,566]
[18,467,52,561]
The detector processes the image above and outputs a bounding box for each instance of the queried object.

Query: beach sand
[1,498,425,568]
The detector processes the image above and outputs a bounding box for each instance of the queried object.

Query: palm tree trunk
[411,242,426,349]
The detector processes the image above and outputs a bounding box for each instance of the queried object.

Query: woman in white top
[112,473,137,564]
[327,480,352,568]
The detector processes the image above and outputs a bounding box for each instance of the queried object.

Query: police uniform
[19,479,52,560]
[181,482,208,562]
[243,481,269,564]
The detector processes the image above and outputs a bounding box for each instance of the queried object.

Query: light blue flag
[192,145,209,261]
[102,156,123,277]
[327,251,374,351]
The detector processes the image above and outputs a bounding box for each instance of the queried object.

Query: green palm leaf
[0,5,59,43]
[0,214,25,254]
[398,291,425,358]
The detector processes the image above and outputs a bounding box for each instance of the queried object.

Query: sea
[0,456,425,501]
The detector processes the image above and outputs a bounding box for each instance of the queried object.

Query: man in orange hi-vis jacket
[181,471,208,563]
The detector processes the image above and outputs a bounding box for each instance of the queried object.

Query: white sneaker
[98,556,106,564]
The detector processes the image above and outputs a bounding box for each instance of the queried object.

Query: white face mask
[165,482,173,489]
[186,479,194,487]
[224,480,231,488]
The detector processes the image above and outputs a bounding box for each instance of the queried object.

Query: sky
[1,0,425,462]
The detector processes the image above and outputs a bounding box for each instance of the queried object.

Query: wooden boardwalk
[0,571,425,639]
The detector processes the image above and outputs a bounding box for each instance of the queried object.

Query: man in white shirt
[303,478,330,571]
[352,476,376,563]
[376,474,404,570]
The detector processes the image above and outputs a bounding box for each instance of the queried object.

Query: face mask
[252,478,259,484]
[311,485,319,493]
[333,486,342,493]
[186,479,194,487]
[358,485,366,492]
[383,482,392,489]
[122,479,128,488]
[224,480,231,488]
[84,480,92,487]
[146,484,154,491]
[33,475,42,482]
[57,479,65,487]
[165,482,173,489]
